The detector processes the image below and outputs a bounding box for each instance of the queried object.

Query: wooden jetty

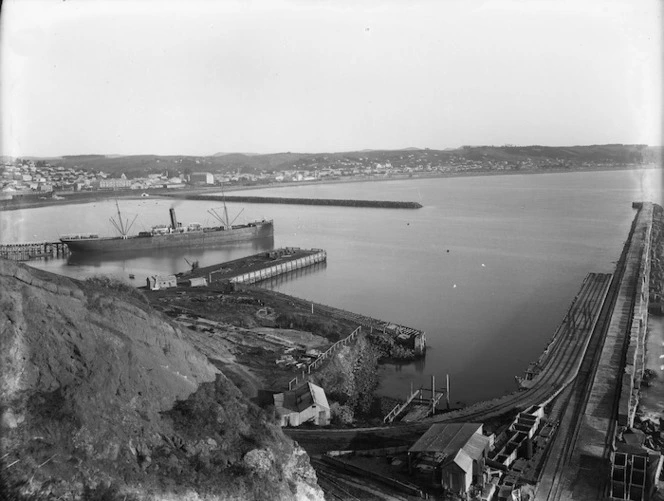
[0,241,70,261]
[383,375,449,423]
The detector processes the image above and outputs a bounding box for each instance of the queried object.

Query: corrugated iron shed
[409,423,488,460]
[441,448,474,473]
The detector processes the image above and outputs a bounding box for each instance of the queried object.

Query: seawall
[167,194,423,209]
[575,202,654,463]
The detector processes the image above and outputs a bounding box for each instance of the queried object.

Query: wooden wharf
[179,247,326,286]
[301,301,426,356]
[0,241,70,261]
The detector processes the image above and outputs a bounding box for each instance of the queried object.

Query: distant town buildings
[189,172,214,185]
[98,174,131,190]
[0,148,650,201]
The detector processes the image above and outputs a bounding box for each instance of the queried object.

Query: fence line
[288,326,362,390]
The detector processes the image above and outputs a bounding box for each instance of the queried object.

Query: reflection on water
[66,236,275,266]
[13,169,662,404]
[32,236,275,286]
[258,261,327,289]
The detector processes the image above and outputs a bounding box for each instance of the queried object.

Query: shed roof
[275,382,329,414]
[441,448,474,475]
[409,423,489,461]
[188,277,207,286]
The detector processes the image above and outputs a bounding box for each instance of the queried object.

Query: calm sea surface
[1,168,661,405]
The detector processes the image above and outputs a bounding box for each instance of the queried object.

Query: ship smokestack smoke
[169,208,178,230]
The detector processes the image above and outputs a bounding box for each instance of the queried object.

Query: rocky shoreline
[649,203,664,315]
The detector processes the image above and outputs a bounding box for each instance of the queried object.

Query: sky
[1,0,662,156]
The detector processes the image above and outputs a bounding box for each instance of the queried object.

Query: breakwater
[168,194,423,209]
[551,201,655,501]
[577,202,652,450]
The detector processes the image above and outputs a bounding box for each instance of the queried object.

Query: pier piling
[0,241,70,261]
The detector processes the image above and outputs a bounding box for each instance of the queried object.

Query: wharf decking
[536,202,655,501]
[179,247,326,285]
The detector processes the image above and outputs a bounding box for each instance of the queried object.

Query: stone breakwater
[168,194,423,209]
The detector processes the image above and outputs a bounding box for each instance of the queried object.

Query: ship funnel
[169,208,178,230]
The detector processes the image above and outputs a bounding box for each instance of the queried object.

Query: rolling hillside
[30,144,661,178]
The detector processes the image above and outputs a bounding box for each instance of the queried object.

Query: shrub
[274,312,343,340]
[330,402,354,425]
[85,275,148,305]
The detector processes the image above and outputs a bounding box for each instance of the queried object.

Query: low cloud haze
[1,0,661,156]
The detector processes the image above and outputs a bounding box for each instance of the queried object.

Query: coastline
[0,164,657,213]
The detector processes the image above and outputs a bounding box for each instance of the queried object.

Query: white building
[147,275,177,290]
[189,172,214,185]
[273,382,330,427]
[187,277,208,287]
[99,178,131,190]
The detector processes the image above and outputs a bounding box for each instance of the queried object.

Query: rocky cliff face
[0,260,323,500]
[649,204,664,315]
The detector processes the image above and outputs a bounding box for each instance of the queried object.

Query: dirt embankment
[0,260,323,500]
[149,286,359,393]
[148,285,401,423]
[308,334,384,424]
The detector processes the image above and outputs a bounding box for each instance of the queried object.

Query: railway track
[310,458,414,501]
[536,206,641,500]
[287,273,612,453]
[425,272,612,423]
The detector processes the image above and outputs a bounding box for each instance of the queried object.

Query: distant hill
[37,144,660,177]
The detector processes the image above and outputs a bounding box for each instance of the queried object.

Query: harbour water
[1,168,661,405]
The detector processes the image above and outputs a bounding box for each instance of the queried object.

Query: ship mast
[109,199,138,239]
[207,183,243,230]
[222,183,230,230]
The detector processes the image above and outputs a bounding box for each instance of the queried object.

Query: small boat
[128,274,135,279]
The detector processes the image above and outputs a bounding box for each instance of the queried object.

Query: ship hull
[62,221,274,254]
